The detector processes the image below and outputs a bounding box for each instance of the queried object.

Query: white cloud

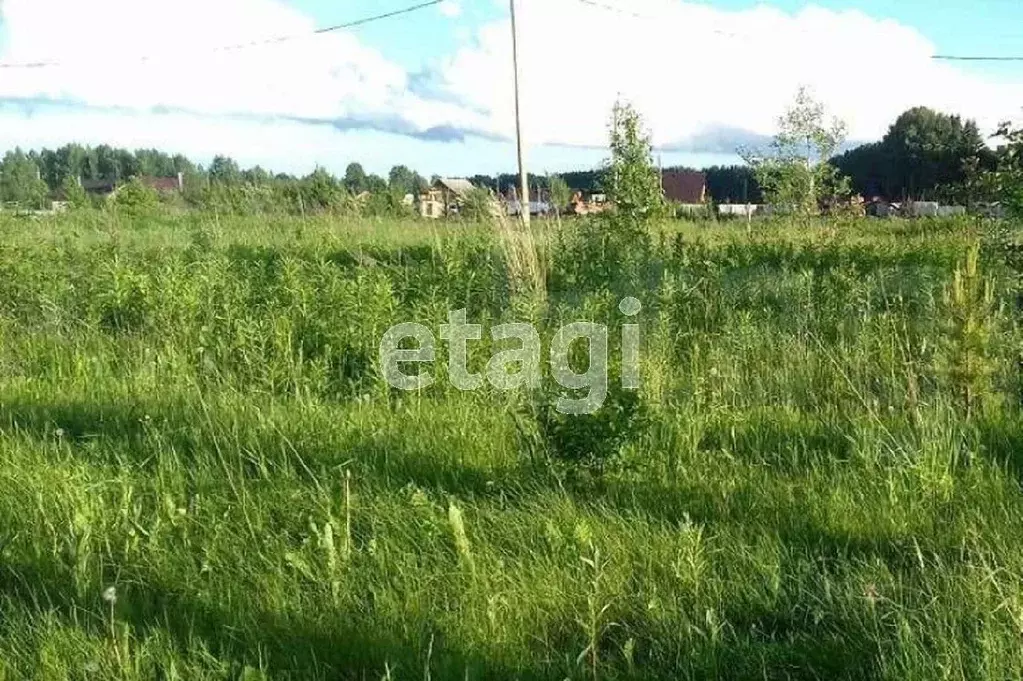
[430,0,1023,151]
[0,0,486,136]
[0,0,1020,173]
[0,104,456,176]
[439,1,462,19]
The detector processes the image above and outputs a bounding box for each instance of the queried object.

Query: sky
[0,0,1021,178]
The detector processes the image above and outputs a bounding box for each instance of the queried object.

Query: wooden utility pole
[510,0,530,226]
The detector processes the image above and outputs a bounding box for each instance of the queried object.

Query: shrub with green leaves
[460,186,499,221]
[60,175,90,210]
[111,177,161,216]
[0,148,48,209]
[939,243,999,417]
[742,87,853,222]
[604,100,664,220]
[533,385,648,476]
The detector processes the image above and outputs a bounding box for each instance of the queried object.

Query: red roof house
[139,173,184,193]
[661,170,707,204]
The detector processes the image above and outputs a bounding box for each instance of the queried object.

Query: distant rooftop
[434,178,475,197]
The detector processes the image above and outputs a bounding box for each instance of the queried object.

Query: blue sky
[301,0,1023,74]
[0,0,1021,178]
[703,0,1023,60]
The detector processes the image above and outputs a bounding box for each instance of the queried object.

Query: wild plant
[494,211,548,309]
[939,243,998,418]
[577,542,613,681]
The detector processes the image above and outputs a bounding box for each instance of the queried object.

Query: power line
[0,0,445,70]
[314,0,444,33]
[932,55,1023,62]
[3,0,1021,71]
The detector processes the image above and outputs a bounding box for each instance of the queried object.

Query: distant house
[419,178,475,218]
[661,170,707,205]
[138,173,185,194]
[80,173,184,200]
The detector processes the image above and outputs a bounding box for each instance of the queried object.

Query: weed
[939,243,999,418]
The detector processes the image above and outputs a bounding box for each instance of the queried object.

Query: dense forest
[0,144,433,215]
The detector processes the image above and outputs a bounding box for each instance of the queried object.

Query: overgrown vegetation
[0,211,1021,681]
[977,119,1023,217]
[4,96,1023,681]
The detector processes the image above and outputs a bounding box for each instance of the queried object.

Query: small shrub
[461,187,499,222]
[94,260,152,333]
[524,293,651,477]
[111,178,160,217]
[939,243,999,418]
[60,176,90,210]
[361,190,415,219]
[533,386,648,476]
[555,213,651,293]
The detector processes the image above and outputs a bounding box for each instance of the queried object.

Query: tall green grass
[1,212,1022,680]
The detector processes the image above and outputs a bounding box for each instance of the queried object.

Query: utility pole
[510,0,530,226]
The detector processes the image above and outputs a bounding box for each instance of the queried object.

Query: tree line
[0,143,433,215]
[475,106,1002,207]
[0,102,1013,215]
[0,145,765,212]
[468,104,1002,208]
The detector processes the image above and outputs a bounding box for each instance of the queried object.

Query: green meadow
[2,212,1023,680]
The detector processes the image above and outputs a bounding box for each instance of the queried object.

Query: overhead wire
[932,55,1023,62]
[1,0,1021,70]
[0,0,445,69]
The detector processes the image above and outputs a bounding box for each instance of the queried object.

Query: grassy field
[1,212,1023,680]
